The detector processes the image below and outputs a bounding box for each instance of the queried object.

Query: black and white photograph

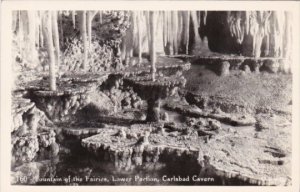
[1,1,300,191]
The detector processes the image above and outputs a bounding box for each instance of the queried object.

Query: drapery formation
[227,11,293,58]
[120,10,208,62]
[120,10,293,59]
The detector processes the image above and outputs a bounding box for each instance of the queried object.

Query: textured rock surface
[11,96,53,134]
[164,101,256,126]
[11,129,58,166]
[184,65,292,115]
[82,114,291,186]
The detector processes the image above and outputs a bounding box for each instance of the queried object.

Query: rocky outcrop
[81,124,200,171]
[11,129,57,166]
[12,95,53,135]
[81,111,291,186]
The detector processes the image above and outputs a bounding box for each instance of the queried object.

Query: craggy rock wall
[11,94,59,167]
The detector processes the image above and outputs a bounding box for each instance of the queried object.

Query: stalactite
[197,11,201,26]
[172,11,178,55]
[137,11,142,65]
[183,11,190,54]
[80,11,88,70]
[190,11,201,54]
[18,11,23,53]
[52,11,60,67]
[59,12,64,48]
[28,11,37,61]
[42,11,56,91]
[124,11,134,65]
[99,11,102,24]
[274,11,285,57]
[145,11,152,55]
[166,11,173,55]
[87,11,92,48]
[190,11,200,40]
[283,11,292,59]
[86,11,98,49]
[149,11,156,81]
[163,11,167,48]
[203,11,207,26]
[72,11,76,29]
[39,11,44,48]
[177,11,183,53]
[245,11,250,35]
[12,12,18,33]
[36,12,40,48]
[229,12,245,44]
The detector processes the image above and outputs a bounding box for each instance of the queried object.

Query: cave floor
[11,55,292,186]
[79,62,292,186]
[183,64,292,114]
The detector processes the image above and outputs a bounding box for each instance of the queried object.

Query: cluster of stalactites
[120,10,209,65]
[227,11,293,58]
[12,10,103,90]
[13,10,62,90]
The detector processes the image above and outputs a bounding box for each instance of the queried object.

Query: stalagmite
[149,11,156,81]
[121,36,126,62]
[52,11,60,66]
[42,11,56,91]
